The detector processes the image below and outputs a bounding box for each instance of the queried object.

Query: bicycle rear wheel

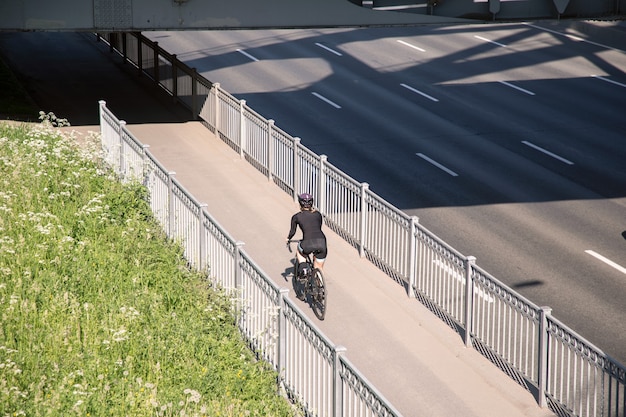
[310,268,327,320]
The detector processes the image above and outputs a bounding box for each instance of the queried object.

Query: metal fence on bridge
[99,101,402,417]
[99,32,626,417]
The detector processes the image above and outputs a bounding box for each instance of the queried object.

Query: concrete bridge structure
[0,0,623,32]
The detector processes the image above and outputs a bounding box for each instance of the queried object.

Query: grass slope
[0,121,294,417]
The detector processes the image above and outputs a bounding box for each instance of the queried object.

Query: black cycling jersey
[287,209,328,259]
[287,210,326,241]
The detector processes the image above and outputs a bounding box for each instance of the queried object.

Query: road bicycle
[286,240,327,320]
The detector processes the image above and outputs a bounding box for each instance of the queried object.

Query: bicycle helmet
[298,193,314,208]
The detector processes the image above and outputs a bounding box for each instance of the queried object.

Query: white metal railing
[97,32,626,417]
[99,101,403,417]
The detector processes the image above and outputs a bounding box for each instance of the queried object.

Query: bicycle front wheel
[292,260,305,301]
[310,268,327,320]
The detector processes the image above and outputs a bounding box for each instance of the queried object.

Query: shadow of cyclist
[280,266,293,282]
[280,265,311,303]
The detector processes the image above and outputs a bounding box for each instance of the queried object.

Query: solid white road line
[397,39,426,52]
[474,35,507,48]
[315,43,343,56]
[591,74,626,89]
[522,141,574,165]
[401,83,439,102]
[498,80,536,96]
[585,250,626,275]
[236,49,258,62]
[311,92,341,109]
[416,153,458,177]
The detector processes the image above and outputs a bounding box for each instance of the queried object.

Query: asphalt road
[145,21,626,363]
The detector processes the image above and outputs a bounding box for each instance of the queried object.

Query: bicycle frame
[287,239,327,320]
[287,240,309,277]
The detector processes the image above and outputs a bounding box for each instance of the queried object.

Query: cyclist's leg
[296,242,310,280]
[293,244,306,300]
[296,242,306,265]
[312,241,327,271]
[313,256,325,271]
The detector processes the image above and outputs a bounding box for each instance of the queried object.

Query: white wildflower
[184,388,201,404]
[112,328,128,342]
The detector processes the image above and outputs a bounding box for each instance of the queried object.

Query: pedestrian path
[0,31,554,417]
[125,121,553,417]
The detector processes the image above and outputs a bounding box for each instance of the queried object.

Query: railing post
[537,306,552,408]
[135,32,143,76]
[464,256,477,348]
[318,155,327,215]
[119,120,127,179]
[153,42,160,84]
[277,288,290,387]
[239,99,246,158]
[214,83,221,135]
[172,54,178,101]
[191,68,198,119]
[234,241,245,286]
[141,144,150,187]
[167,171,176,239]
[408,216,419,298]
[121,32,127,63]
[98,100,111,160]
[198,203,207,272]
[267,119,275,182]
[333,345,347,417]
[98,100,106,133]
[292,137,301,202]
[359,182,369,258]
[234,241,246,324]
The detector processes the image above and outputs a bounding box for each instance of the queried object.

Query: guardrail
[98,31,626,417]
[99,101,403,417]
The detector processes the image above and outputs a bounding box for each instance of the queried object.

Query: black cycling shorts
[299,238,327,260]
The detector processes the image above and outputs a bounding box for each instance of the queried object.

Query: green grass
[0,120,295,417]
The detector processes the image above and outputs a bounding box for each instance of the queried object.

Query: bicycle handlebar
[286,239,299,253]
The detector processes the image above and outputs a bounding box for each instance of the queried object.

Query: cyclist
[286,193,328,273]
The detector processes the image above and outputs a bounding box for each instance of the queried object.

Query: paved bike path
[127,121,552,417]
[0,31,554,417]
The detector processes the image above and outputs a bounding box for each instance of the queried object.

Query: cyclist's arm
[287,213,299,240]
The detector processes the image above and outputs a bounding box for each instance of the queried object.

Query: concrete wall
[0,0,624,31]
[368,0,625,20]
[0,0,466,31]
